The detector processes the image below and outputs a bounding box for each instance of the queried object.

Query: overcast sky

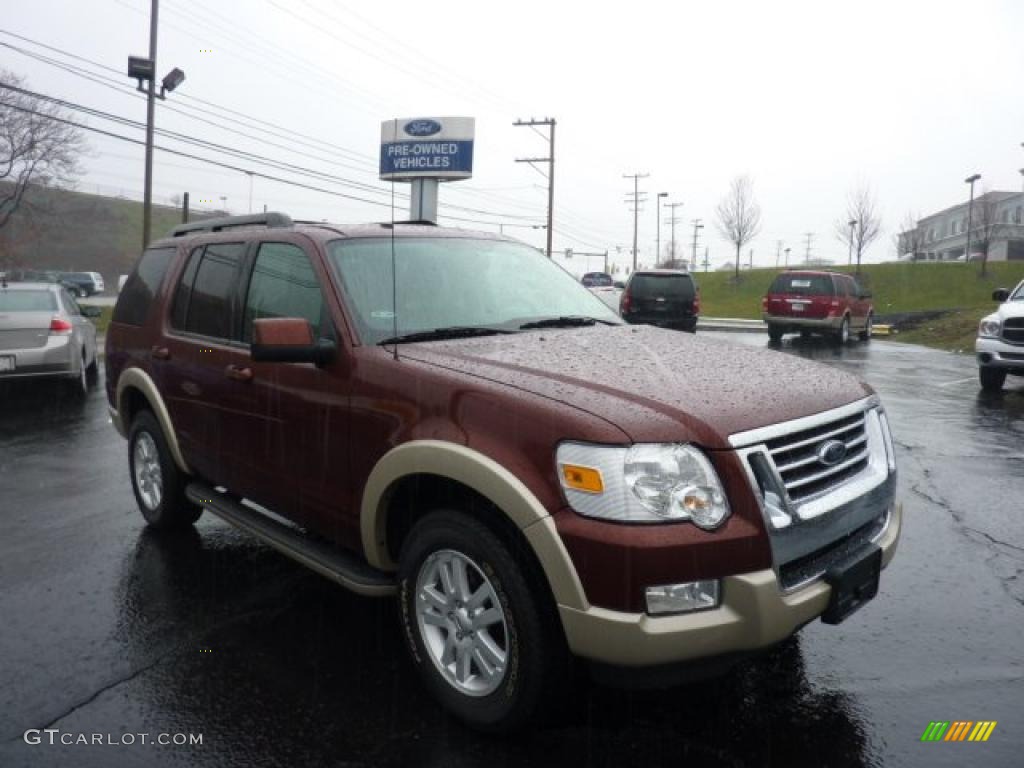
[4,0,1024,274]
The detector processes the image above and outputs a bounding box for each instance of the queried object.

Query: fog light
[645,580,720,615]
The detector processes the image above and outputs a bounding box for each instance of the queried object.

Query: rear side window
[0,290,57,312]
[113,246,176,326]
[171,242,245,339]
[242,243,326,342]
[769,274,835,296]
[629,274,695,299]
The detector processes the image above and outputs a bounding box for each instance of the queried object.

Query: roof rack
[169,212,294,237]
[379,220,438,229]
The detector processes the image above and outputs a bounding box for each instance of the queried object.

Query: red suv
[762,271,874,344]
[106,214,900,731]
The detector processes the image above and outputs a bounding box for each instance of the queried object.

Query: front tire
[128,410,202,529]
[397,509,564,732]
[979,367,1006,392]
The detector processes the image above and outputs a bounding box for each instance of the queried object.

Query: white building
[900,190,1024,262]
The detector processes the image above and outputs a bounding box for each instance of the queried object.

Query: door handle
[225,365,253,382]
[150,346,170,360]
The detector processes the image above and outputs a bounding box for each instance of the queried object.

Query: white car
[976,279,1024,391]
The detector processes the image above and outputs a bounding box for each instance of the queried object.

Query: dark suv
[619,269,699,332]
[106,213,901,731]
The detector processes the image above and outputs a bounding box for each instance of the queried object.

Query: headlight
[877,408,897,473]
[556,442,731,528]
[978,316,1001,338]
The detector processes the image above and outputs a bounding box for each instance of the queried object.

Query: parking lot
[1,331,1022,768]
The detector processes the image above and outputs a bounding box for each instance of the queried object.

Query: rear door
[768,273,834,318]
[162,240,248,485]
[627,273,696,322]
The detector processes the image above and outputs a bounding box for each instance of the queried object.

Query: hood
[398,325,874,448]
[995,300,1024,319]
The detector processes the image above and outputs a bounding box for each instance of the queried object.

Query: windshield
[326,236,621,344]
[769,274,835,297]
[1011,282,1024,301]
[0,290,58,311]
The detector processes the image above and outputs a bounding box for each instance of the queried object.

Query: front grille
[1003,317,1024,345]
[778,512,887,590]
[763,412,870,503]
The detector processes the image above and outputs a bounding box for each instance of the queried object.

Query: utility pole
[702,246,710,272]
[514,117,556,258]
[804,232,814,265]
[623,172,648,270]
[690,219,703,270]
[663,201,684,264]
[182,191,189,223]
[141,0,159,250]
[655,192,668,265]
[776,240,782,267]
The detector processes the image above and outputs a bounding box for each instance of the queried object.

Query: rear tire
[128,410,202,529]
[397,509,565,732]
[857,315,873,341]
[768,325,784,343]
[979,367,1006,392]
[834,317,850,345]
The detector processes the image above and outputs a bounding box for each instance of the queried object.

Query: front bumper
[763,312,843,331]
[976,337,1024,371]
[558,502,901,667]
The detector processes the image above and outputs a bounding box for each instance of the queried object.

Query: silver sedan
[0,281,100,395]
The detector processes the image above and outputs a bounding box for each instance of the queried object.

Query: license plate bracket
[0,355,15,372]
[821,545,881,625]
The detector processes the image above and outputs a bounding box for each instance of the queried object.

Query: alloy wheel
[133,432,163,511]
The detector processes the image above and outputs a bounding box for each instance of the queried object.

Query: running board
[186,483,395,597]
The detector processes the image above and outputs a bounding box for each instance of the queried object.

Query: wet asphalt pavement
[1,333,1022,768]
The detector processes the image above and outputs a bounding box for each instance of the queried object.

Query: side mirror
[251,318,336,366]
[81,305,102,318]
[992,288,1010,302]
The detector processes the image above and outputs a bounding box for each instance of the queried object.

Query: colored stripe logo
[920,721,997,742]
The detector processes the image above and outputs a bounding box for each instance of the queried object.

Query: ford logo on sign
[816,439,848,467]
[404,119,442,137]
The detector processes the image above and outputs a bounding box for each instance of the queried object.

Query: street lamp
[964,173,981,263]
[656,192,668,266]
[847,218,856,267]
[784,247,791,267]
[128,0,185,250]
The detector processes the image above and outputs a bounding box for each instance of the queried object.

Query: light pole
[127,0,185,250]
[219,195,227,212]
[847,218,856,267]
[784,247,791,267]
[656,192,668,266]
[246,171,254,213]
[964,173,981,263]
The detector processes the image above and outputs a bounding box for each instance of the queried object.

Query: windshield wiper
[519,315,618,330]
[378,326,516,345]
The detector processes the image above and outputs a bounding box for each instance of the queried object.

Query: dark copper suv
[106,213,901,731]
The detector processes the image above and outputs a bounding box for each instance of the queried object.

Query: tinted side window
[183,243,244,339]
[170,247,204,330]
[243,243,325,342]
[113,246,176,326]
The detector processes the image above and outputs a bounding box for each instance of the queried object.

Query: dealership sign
[379,116,475,181]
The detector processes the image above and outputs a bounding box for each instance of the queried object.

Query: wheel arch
[361,440,589,611]
[114,367,191,475]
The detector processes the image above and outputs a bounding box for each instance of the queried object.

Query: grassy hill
[693,262,1024,350]
[0,183,219,289]
[694,262,1024,319]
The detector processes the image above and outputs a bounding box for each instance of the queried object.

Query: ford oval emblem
[816,439,848,467]
[404,119,442,137]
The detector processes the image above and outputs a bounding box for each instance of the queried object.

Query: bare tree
[0,70,85,239]
[897,211,924,261]
[834,185,882,273]
[715,175,761,280]
[970,189,1002,276]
